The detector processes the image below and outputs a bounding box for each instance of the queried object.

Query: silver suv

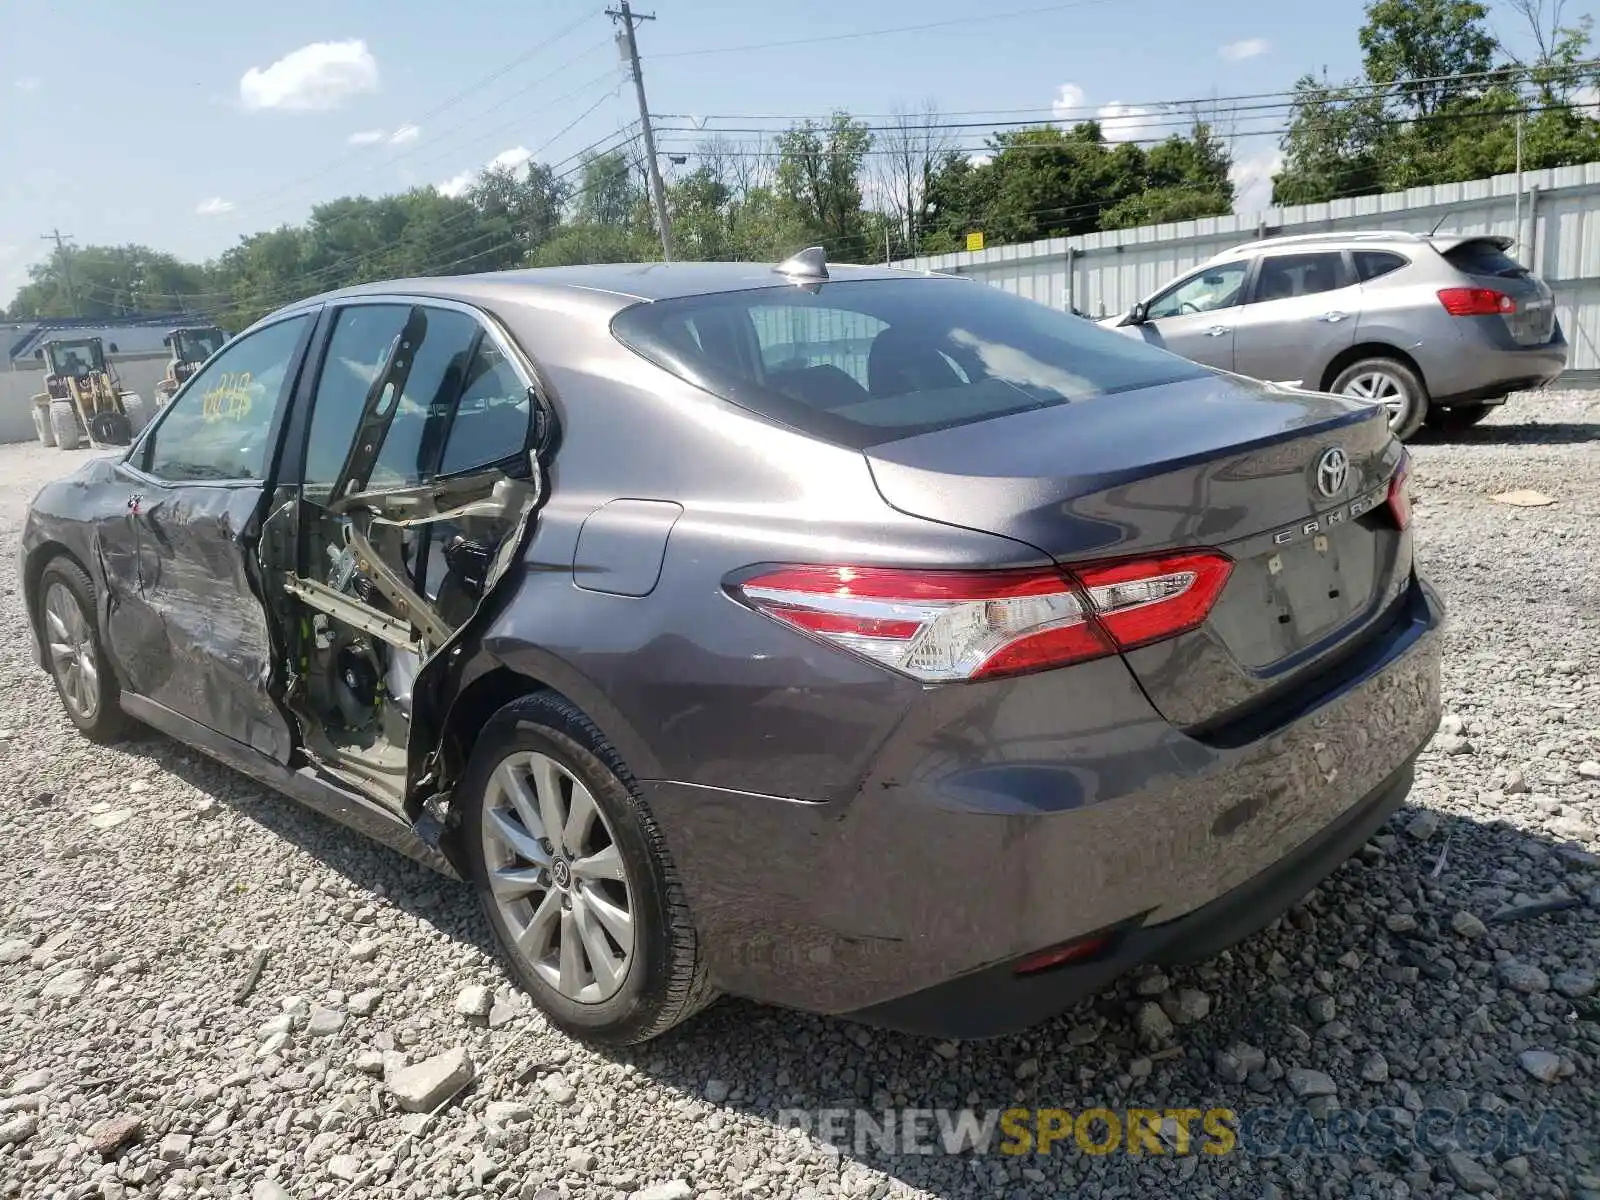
[1104,230,1567,438]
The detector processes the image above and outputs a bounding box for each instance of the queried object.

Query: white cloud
[348,123,420,146]
[14,77,39,93]
[1220,37,1271,61]
[1051,83,1088,123]
[1053,83,1157,143]
[436,171,476,199]
[1231,148,1284,216]
[195,197,236,216]
[487,146,533,172]
[1575,84,1600,111]
[437,145,537,198]
[1096,101,1157,143]
[240,39,379,112]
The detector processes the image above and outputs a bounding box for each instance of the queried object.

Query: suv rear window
[1443,240,1529,278]
[1354,250,1408,282]
[610,278,1207,449]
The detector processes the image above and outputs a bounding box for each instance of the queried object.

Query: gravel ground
[1,391,1598,1200]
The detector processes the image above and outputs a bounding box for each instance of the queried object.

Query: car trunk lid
[1436,235,1556,346]
[863,373,1408,727]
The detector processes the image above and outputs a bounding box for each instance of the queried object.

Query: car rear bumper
[848,756,1414,1038]
[642,575,1444,1030]
[1424,323,1568,405]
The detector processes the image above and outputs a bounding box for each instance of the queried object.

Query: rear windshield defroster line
[609,278,1208,450]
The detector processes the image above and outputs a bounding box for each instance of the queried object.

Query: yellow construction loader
[30,337,148,451]
[154,325,227,409]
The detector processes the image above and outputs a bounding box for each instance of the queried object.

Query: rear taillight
[1387,450,1412,530]
[733,550,1233,683]
[1438,287,1516,317]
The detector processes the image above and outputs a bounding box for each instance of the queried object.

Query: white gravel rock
[386,1047,475,1113]
[1518,1050,1564,1083]
[0,1113,37,1146]
[455,983,493,1019]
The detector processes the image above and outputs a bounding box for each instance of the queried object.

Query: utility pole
[41,228,80,316]
[607,0,673,262]
[1514,106,1525,250]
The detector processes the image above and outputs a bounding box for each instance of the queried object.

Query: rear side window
[1354,251,1409,282]
[1252,252,1348,302]
[611,279,1208,449]
[1442,240,1528,278]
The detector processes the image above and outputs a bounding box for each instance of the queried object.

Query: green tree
[1359,0,1499,115]
[469,161,570,252]
[7,244,212,319]
[575,151,641,229]
[774,113,873,254]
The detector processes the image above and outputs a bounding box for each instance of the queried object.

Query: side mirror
[1127,302,1149,326]
[162,334,172,347]
[107,342,119,354]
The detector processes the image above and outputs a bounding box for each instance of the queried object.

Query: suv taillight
[1438,287,1516,317]
[1387,450,1412,530]
[732,551,1233,683]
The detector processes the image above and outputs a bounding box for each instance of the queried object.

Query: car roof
[1208,229,1511,263]
[297,261,927,312]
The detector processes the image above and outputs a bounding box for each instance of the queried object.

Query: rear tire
[1426,403,1494,433]
[36,558,128,742]
[457,691,716,1045]
[49,400,82,451]
[121,394,148,436]
[32,404,57,448]
[1331,357,1430,441]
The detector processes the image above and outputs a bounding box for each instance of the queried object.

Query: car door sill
[119,693,460,878]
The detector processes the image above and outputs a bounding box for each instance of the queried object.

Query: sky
[0,0,1564,306]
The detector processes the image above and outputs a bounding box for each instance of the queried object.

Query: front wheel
[1331,357,1430,440]
[457,692,715,1044]
[37,559,128,742]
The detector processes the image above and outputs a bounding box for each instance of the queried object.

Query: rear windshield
[610,277,1207,449]
[1443,240,1528,278]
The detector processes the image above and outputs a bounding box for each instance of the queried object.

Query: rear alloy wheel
[1427,403,1495,434]
[459,692,715,1044]
[1331,357,1430,441]
[38,559,127,741]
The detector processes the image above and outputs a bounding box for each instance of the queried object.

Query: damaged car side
[21,295,553,886]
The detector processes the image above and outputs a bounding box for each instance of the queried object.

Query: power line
[649,0,1128,59]
[654,57,1600,126]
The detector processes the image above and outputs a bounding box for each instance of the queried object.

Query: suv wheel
[38,558,128,741]
[1331,357,1429,440]
[458,692,716,1044]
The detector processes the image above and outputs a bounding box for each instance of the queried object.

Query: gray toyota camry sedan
[21,249,1442,1044]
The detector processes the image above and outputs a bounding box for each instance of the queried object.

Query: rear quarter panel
[469,295,1051,801]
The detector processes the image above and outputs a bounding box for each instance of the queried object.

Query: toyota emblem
[1315,447,1350,498]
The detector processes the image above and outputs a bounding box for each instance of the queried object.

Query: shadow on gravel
[100,723,1600,1197]
[107,724,500,961]
[1413,420,1600,446]
[610,807,1599,1198]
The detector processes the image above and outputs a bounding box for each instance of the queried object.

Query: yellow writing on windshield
[201,371,255,422]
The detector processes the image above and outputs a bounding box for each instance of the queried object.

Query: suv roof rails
[1215,229,1430,257]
